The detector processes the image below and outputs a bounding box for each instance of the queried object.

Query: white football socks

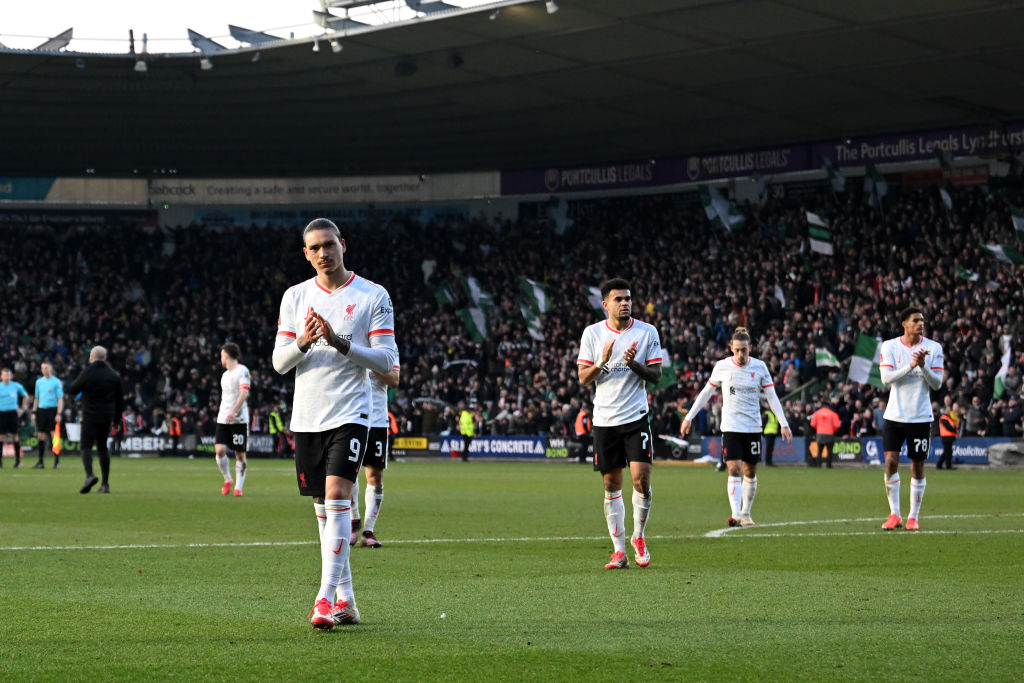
[350,477,361,522]
[631,488,651,540]
[727,476,742,518]
[216,454,232,483]
[604,490,626,553]
[364,486,383,533]
[234,460,246,492]
[740,476,757,516]
[317,500,350,604]
[313,501,354,607]
[314,502,327,538]
[885,473,901,516]
[909,478,926,520]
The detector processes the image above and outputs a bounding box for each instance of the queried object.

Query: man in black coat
[69,346,124,493]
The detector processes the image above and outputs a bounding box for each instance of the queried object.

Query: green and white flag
[646,355,677,392]
[815,347,840,368]
[699,185,745,231]
[519,304,544,341]
[773,284,786,308]
[433,281,457,306]
[584,285,603,312]
[864,163,888,208]
[457,307,488,343]
[821,156,845,192]
[1011,206,1024,239]
[982,243,1024,265]
[807,220,834,255]
[994,335,1012,399]
[462,276,495,312]
[519,276,551,314]
[848,334,884,388]
[806,211,828,228]
[955,266,979,282]
[939,188,953,212]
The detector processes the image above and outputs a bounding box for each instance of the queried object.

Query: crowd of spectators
[1,179,1022,453]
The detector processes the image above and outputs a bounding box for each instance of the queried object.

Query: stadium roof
[3,0,1024,177]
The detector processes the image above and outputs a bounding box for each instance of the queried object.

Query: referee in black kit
[68,346,124,494]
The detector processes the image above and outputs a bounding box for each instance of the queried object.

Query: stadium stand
[1,182,1022,451]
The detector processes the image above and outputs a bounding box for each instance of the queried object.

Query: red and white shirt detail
[577,317,662,427]
[707,357,775,433]
[880,336,944,423]
[276,273,397,431]
[217,363,251,425]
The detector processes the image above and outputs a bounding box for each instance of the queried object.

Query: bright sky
[0,0,500,54]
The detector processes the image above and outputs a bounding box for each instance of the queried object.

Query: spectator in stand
[1001,365,1021,397]
[963,396,988,436]
[872,398,886,435]
[851,408,876,438]
[1003,395,1022,438]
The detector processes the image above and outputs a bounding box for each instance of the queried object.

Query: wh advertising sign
[861,437,1006,465]
[439,435,546,459]
[500,121,1024,195]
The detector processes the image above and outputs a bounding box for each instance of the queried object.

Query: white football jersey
[275,273,397,432]
[880,336,944,423]
[370,351,400,428]
[707,357,775,433]
[577,317,662,427]
[217,363,251,424]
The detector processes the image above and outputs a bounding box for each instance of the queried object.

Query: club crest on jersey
[344,303,357,321]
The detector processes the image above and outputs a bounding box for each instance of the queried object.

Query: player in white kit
[214,343,251,496]
[878,307,944,531]
[680,327,792,527]
[272,218,398,630]
[350,359,400,548]
[577,278,662,569]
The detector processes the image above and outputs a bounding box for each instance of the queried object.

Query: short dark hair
[600,278,631,299]
[302,218,341,242]
[222,343,241,360]
[899,306,923,323]
[0,367,11,374]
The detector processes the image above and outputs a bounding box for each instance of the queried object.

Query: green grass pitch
[1,458,1022,681]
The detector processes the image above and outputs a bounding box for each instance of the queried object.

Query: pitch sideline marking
[704,513,1024,538]
[3,513,1023,552]
[0,535,620,552]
